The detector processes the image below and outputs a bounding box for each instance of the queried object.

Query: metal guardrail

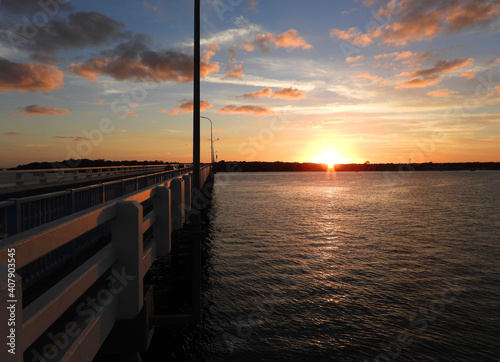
[0,165,212,361]
[0,165,169,189]
[0,167,192,239]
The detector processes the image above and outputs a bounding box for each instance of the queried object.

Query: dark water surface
[151,171,500,361]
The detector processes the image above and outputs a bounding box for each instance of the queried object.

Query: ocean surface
[150,171,500,361]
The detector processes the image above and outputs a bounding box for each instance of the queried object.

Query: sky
[0,0,499,168]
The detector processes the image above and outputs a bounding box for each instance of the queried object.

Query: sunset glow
[313,151,349,169]
[0,1,499,168]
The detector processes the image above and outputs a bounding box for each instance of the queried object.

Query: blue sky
[1,0,499,168]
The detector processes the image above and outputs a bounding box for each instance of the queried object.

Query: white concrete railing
[0,166,211,361]
[0,165,174,190]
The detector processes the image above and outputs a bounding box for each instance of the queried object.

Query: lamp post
[200,116,215,164]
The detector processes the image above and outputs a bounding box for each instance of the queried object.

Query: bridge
[0,165,213,361]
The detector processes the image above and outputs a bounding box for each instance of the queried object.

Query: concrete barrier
[0,166,211,361]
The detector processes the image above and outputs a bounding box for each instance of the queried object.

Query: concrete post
[153,186,172,256]
[182,174,191,218]
[170,178,185,231]
[111,201,143,319]
[0,263,22,362]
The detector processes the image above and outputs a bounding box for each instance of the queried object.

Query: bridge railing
[0,167,193,238]
[0,166,211,361]
[0,165,169,189]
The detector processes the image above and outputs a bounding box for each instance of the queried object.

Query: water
[150,171,500,361]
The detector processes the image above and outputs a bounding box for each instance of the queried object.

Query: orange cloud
[352,33,374,47]
[4,132,21,136]
[273,29,312,50]
[404,58,474,78]
[356,73,383,82]
[329,27,360,41]
[121,110,138,117]
[242,40,254,52]
[382,0,498,45]
[0,59,64,92]
[68,41,220,83]
[93,99,105,103]
[12,105,70,116]
[223,61,243,79]
[346,55,364,63]
[395,76,441,89]
[381,12,443,46]
[323,119,343,124]
[461,71,476,79]
[406,121,422,124]
[446,1,500,31]
[251,29,312,52]
[241,88,272,99]
[273,87,306,100]
[216,104,274,116]
[426,89,459,97]
[160,100,213,115]
[374,52,400,60]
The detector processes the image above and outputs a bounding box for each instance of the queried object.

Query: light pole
[200,116,214,164]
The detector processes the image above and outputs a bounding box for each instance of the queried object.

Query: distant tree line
[215,161,500,172]
[13,159,175,170]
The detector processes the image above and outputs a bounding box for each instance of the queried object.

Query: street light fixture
[200,116,216,164]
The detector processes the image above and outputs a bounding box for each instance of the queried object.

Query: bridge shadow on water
[141,192,216,361]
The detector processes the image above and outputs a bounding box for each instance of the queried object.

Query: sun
[313,151,348,169]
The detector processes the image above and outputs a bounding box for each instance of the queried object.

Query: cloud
[54,136,97,141]
[242,40,254,52]
[352,34,375,47]
[395,58,474,88]
[246,0,259,13]
[341,8,358,16]
[223,61,244,79]
[160,100,213,115]
[12,105,70,116]
[142,1,158,11]
[273,87,307,100]
[1,0,71,13]
[335,0,500,47]
[406,121,422,124]
[274,29,312,50]
[446,1,500,31]
[121,110,138,117]
[400,58,474,78]
[381,12,444,46]
[248,29,312,52]
[216,104,274,115]
[68,38,215,83]
[346,55,364,63]
[329,27,360,41]
[93,99,105,103]
[426,89,459,97]
[323,119,343,124]
[4,132,21,136]
[16,12,130,56]
[461,71,476,79]
[0,59,64,92]
[374,52,400,60]
[356,73,383,82]
[374,51,431,66]
[240,88,272,99]
[395,76,441,89]
[238,87,306,100]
